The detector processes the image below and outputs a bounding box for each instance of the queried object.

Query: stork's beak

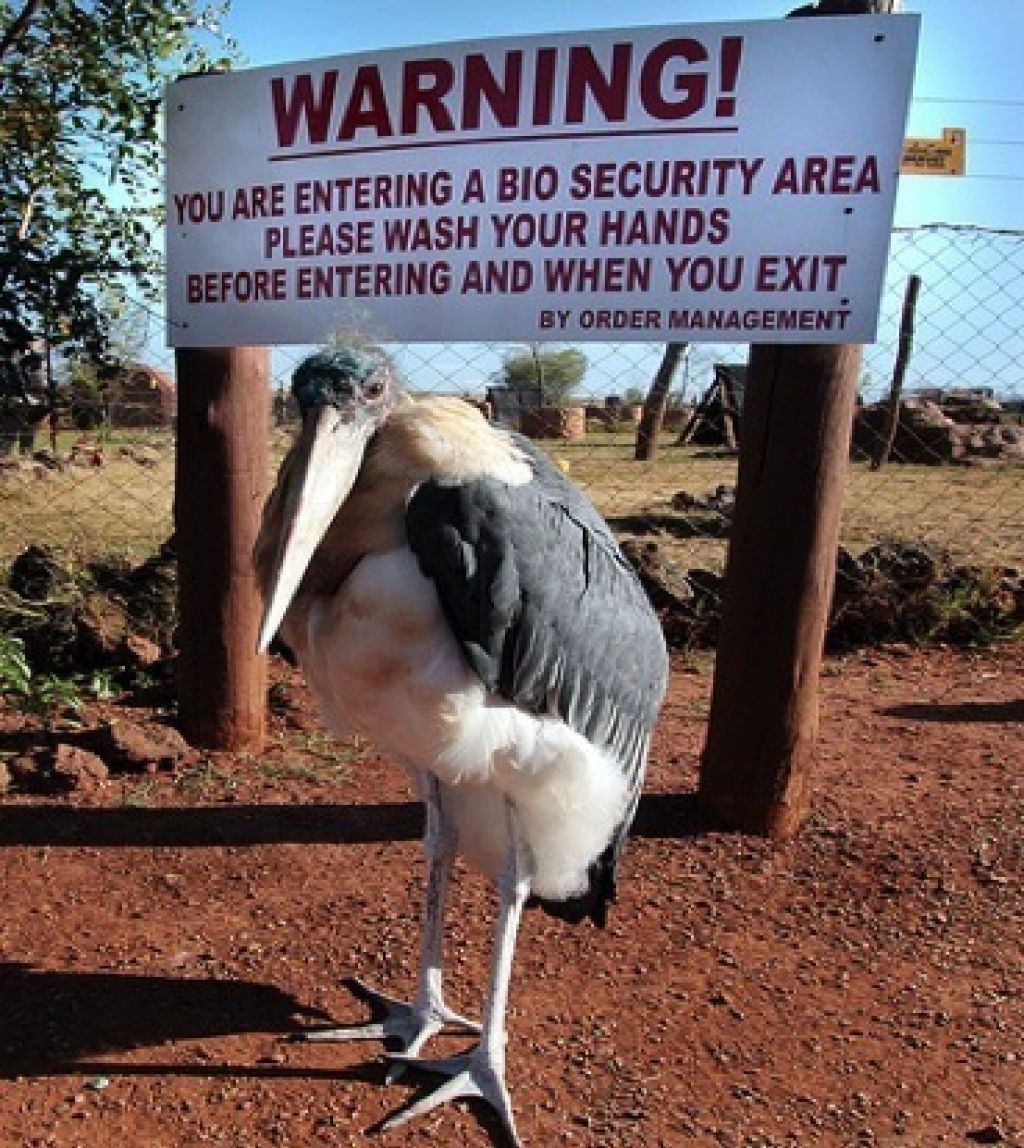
[257,403,375,653]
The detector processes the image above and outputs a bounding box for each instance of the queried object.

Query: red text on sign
[269,36,744,149]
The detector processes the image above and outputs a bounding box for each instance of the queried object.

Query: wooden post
[635,342,687,461]
[174,346,269,749]
[698,343,861,838]
[697,0,896,838]
[872,273,921,470]
[719,368,740,453]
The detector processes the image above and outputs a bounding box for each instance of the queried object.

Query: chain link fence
[1,223,1021,645]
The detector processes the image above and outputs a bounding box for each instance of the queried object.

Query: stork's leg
[300,773,478,1061]
[385,800,531,1148]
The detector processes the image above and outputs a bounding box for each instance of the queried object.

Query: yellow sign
[901,128,966,176]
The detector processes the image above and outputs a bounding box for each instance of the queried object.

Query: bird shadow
[0,793,708,848]
[2,963,516,1147]
[0,961,335,1080]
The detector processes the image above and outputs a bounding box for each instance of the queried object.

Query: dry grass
[0,430,1021,575]
[555,435,1024,574]
[0,435,174,564]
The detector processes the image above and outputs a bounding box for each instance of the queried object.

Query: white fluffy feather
[301,548,628,900]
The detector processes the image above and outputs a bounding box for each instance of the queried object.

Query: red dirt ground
[1,641,1021,1148]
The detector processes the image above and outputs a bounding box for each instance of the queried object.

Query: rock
[0,759,10,793]
[8,545,72,601]
[31,450,61,471]
[48,744,109,791]
[5,754,49,793]
[902,397,955,428]
[89,719,190,773]
[70,442,104,468]
[124,538,178,652]
[619,541,722,648]
[130,445,161,467]
[943,395,1003,425]
[687,568,724,601]
[859,541,941,590]
[119,633,163,667]
[6,755,38,786]
[853,398,1024,466]
[76,596,133,667]
[3,748,107,795]
[671,484,736,517]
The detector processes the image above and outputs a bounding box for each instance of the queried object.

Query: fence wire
[1,224,1021,646]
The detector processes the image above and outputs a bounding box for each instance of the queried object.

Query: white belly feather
[300,548,628,900]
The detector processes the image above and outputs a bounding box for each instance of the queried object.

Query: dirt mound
[624,524,1022,651]
[1,542,176,679]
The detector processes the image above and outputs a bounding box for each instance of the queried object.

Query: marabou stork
[255,346,669,1145]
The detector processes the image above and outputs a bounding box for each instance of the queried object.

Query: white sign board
[165,16,919,346]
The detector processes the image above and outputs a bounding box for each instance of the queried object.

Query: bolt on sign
[165,15,919,346]
[901,128,966,177]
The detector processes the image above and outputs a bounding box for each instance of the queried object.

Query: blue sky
[222,0,1024,231]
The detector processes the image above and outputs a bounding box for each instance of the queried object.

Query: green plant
[0,632,31,697]
[86,668,120,700]
[27,672,86,719]
[175,759,233,798]
[0,631,122,720]
[120,777,158,808]
[491,346,588,406]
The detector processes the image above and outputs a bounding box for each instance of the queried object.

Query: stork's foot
[297,979,479,1079]
[384,1046,521,1148]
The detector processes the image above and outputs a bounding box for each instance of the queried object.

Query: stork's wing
[406,436,669,875]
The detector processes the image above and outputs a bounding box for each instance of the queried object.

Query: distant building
[106,364,176,428]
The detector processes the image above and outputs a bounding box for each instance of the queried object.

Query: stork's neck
[367,397,532,489]
[305,397,531,593]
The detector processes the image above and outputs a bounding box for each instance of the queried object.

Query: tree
[0,344,46,455]
[634,342,688,461]
[0,0,235,365]
[68,287,156,428]
[493,345,588,406]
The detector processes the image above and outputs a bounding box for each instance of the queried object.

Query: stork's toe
[295,978,479,1074]
[381,1051,518,1148]
[384,1046,521,1148]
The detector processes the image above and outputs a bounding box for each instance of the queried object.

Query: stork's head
[257,346,397,653]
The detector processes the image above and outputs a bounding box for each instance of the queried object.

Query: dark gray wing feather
[406,435,668,923]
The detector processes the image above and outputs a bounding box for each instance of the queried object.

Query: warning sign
[165,16,919,346]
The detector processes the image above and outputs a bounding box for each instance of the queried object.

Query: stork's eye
[364,377,385,399]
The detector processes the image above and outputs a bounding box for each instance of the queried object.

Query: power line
[962,174,1024,182]
[914,95,1024,107]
